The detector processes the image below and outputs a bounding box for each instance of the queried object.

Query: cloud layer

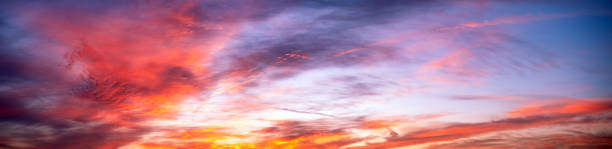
[1,0,611,148]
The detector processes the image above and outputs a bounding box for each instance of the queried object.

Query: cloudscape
[1,0,611,148]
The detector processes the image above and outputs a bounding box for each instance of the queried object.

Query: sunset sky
[1,0,612,148]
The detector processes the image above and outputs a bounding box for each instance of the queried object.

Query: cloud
[211,0,447,81]
[509,98,612,117]
[423,120,612,149]
[0,0,243,148]
[343,98,612,148]
[1,0,611,148]
[447,95,532,101]
[347,116,570,148]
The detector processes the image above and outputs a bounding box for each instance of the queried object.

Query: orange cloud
[423,122,612,149]
[349,116,571,149]
[509,98,612,117]
[347,98,612,149]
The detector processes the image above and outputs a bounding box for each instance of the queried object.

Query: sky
[1,0,612,149]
